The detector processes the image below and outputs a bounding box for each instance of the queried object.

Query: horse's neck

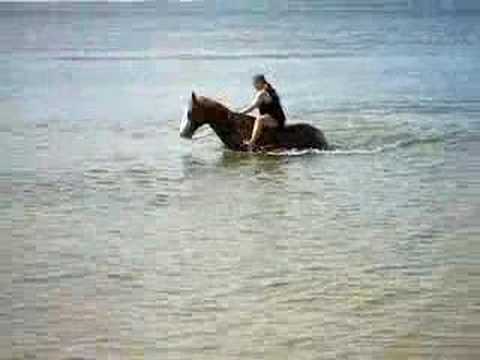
[207,110,253,149]
[208,111,237,148]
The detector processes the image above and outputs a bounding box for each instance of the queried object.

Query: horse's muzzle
[180,127,194,139]
[179,110,194,139]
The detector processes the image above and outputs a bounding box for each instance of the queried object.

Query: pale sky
[1,0,480,11]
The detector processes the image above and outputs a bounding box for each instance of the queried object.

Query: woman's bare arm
[240,91,267,114]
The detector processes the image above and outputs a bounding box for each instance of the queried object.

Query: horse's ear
[191,92,197,104]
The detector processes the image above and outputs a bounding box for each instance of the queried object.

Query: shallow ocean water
[1,3,480,359]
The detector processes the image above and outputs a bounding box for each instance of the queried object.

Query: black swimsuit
[258,87,286,128]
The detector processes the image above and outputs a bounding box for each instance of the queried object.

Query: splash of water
[265,134,444,157]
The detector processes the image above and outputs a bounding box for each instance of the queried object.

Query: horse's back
[273,123,329,150]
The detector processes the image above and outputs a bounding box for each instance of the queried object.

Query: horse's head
[180,92,231,139]
[179,92,208,139]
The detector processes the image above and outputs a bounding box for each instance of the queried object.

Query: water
[1,3,480,360]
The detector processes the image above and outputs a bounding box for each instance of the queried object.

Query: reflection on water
[3,125,480,359]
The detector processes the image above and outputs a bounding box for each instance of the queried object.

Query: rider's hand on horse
[242,140,255,151]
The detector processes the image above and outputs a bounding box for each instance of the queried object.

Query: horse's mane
[198,96,232,113]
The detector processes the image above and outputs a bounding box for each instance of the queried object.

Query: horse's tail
[309,125,329,150]
[301,124,330,150]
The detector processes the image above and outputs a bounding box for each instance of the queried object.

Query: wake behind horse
[180,93,329,152]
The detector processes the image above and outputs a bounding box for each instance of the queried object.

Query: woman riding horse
[179,91,329,152]
[240,74,287,149]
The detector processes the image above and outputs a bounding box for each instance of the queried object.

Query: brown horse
[179,92,329,152]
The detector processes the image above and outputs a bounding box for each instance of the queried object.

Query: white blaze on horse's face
[179,103,193,139]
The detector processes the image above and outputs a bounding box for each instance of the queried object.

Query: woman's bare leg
[246,115,278,145]
[248,115,265,145]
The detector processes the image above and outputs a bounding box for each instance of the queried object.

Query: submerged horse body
[180,93,329,152]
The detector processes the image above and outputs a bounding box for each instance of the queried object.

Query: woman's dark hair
[253,74,273,90]
[253,74,267,84]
